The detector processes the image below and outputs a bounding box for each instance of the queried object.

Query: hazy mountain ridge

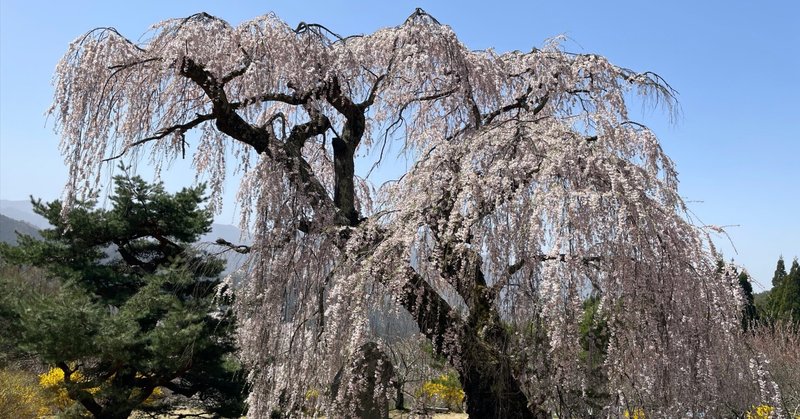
[0,214,42,245]
[0,200,50,229]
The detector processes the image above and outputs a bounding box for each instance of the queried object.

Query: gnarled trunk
[395,268,548,418]
[460,366,541,419]
[393,381,405,411]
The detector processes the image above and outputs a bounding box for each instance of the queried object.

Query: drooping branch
[107,57,162,71]
[285,105,331,156]
[405,7,441,25]
[220,48,252,85]
[103,113,214,161]
[359,72,388,110]
[483,89,548,126]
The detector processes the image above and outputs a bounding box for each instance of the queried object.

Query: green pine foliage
[737,271,759,329]
[772,258,787,289]
[777,259,800,323]
[0,170,246,418]
[757,257,800,324]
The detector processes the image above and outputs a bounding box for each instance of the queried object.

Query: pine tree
[0,171,246,419]
[772,257,787,289]
[779,259,800,323]
[737,271,759,329]
[762,257,800,324]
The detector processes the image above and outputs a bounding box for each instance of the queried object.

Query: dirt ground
[132,408,468,418]
[390,412,468,418]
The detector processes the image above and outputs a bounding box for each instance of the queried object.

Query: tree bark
[394,381,405,411]
[458,346,545,419]
[394,268,548,418]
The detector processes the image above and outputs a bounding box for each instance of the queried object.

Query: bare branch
[221,49,252,85]
[214,238,251,254]
[103,113,214,162]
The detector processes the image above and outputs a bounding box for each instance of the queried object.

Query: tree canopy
[48,9,774,417]
[0,172,246,418]
[764,257,800,323]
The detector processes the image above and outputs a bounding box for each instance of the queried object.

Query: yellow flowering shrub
[0,368,54,417]
[303,388,321,415]
[305,387,320,402]
[39,367,164,409]
[143,385,164,404]
[746,404,774,419]
[416,373,465,412]
[39,367,96,410]
[623,407,646,419]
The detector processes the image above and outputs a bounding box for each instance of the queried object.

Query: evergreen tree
[778,259,800,323]
[761,256,800,324]
[0,172,246,418]
[737,271,759,329]
[764,257,788,319]
[772,257,787,289]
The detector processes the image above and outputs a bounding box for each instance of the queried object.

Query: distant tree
[715,260,759,330]
[738,271,759,329]
[762,257,800,324]
[48,9,765,417]
[384,336,432,411]
[777,259,800,323]
[772,257,787,288]
[0,172,246,419]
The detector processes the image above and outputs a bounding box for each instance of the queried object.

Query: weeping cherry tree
[49,9,778,418]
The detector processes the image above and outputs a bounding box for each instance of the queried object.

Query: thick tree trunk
[394,381,405,411]
[454,325,548,419]
[459,363,544,419]
[395,269,548,418]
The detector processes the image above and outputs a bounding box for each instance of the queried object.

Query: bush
[0,368,54,417]
[416,372,465,412]
[39,366,165,411]
[746,404,775,419]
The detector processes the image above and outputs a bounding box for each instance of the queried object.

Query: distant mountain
[0,200,49,229]
[0,214,41,245]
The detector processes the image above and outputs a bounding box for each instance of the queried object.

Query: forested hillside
[0,214,40,245]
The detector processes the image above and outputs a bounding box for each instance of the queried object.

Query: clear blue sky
[1,0,797,289]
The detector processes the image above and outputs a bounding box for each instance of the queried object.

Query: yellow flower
[0,369,53,417]
[623,407,646,419]
[39,367,97,409]
[417,378,465,410]
[305,388,320,401]
[746,404,774,419]
[39,367,163,408]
